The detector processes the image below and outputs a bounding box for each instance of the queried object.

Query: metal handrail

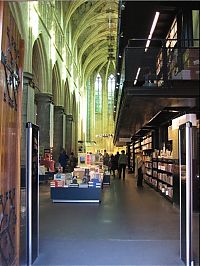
[127,38,200,48]
[121,44,199,86]
[114,38,199,122]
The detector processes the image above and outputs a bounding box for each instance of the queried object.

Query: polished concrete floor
[22,173,199,266]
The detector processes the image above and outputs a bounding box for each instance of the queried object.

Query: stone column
[90,80,95,142]
[102,76,108,151]
[66,114,73,155]
[53,106,65,161]
[35,93,54,155]
[72,113,78,154]
[63,113,66,151]
[21,72,36,186]
[71,112,78,155]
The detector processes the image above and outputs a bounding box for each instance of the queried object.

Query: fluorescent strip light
[145,12,160,52]
[134,67,141,85]
[145,40,151,51]
[150,12,160,36]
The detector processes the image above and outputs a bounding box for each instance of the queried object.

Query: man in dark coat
[58,149,68,172]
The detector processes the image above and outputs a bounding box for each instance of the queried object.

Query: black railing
[120,38,199,87]
[114,38,199,122]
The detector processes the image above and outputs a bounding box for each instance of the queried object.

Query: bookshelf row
[128,131,178,204]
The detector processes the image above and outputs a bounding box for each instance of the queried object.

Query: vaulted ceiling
[65,0,119,79]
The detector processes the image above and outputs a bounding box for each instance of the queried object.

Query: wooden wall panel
[0,2,24,266]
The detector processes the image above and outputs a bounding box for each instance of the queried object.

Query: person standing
[137,151,145,187]
[58,149,68,173]
[118,150,128,180]
[114,151,120,177]
[110,154,118,178]
[69,152,77,172]
[103,149,110,167]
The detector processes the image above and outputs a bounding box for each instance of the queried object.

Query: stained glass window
[95,74,102,113]
[108,74,115,113]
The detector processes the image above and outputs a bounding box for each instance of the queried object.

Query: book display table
[50,163,110,203]
[50,186,102,203]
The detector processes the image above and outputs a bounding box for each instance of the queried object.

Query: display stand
[50,186,102,203]
[50,165,103,203]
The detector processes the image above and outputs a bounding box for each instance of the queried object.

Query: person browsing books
[118,150,128,180]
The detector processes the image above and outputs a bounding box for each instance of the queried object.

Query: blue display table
[50,186,102,203]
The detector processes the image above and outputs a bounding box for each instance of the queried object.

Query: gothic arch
[63,79,70,114]
[32,34,48,93]
[52,62,61,106]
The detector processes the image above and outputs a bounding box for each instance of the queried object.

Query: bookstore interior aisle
[30,174,199,266]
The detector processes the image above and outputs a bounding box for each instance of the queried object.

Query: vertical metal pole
[37,129,40,258]
[185,122,193,266]
[179,128,182,259]
[26,123,32,266]
[179,122,194,266]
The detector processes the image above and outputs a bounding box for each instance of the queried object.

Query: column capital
[23,71,33,81]
[35,93,53,104]
[66,113,73,122]
[23,72,34,88]
[54,105,65,114]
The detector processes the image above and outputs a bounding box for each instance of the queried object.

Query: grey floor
[28,173,199,266]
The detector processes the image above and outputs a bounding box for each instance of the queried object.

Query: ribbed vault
[64,0,118,80]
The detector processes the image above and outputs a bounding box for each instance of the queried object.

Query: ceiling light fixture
[134,67,141,85]
[145,12,160,52]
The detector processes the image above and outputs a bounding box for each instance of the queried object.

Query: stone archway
[32,36,53,153]
[52,62,61,106]
[52,62,64,162]
[63,80,72,155]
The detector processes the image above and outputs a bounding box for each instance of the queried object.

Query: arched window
[95,74,102,113]
[108,74,115,113]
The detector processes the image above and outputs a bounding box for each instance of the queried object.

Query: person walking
[103,149,110,167]
[110,154,118,178]
[114,151,120,176]
[118,150,128,180]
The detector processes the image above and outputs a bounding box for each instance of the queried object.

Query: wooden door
[0,2,24,265]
